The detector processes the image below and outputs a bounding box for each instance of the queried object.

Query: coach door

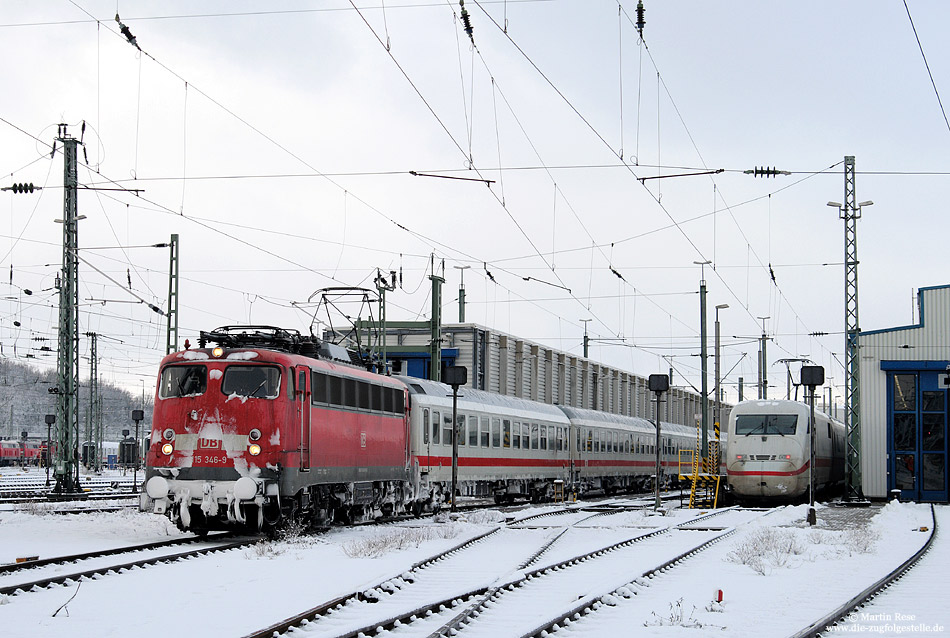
[888,372,947,502]
[297,368,311,471]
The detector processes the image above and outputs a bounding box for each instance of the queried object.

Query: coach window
[432,411,441,445]
[512,422,521,449]
[443,413,453,445]
[423,408,430,444]
[503,420,511,448]
[311,372,328,404]
[159,365,207,398]
[457,414,466,447]
[481,417,490,447]
[540,425,547,450]
[492,418,501,448]
[586,429,593,452]
[468,416,479,446]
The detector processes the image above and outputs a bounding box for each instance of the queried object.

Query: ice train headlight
[248,444,261,456]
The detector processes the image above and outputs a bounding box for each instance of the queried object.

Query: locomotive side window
[383,387,394,412]
[735,414,797,436]
[312,372,328,404]
[159,365,207,398]
[344,379,358,408]
[371,385,383,412]
[329,376,344,406]
[393,389,405,414]
[221,366,280,398]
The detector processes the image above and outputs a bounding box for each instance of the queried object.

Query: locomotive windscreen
[159,365,207,398]
[735,414,798,436]
[221,365,281,398]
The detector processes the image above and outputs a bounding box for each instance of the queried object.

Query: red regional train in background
[0,439,43,466]
[141,326,698,534]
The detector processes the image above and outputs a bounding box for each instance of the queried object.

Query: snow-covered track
[0,535,256,597]
[0,531,232,575]
[435,508,775,638]
[240,528,501,638]
[790,503,938,638]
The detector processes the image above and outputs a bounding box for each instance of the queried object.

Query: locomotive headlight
[248,444,261,456]
[161,443,174,455]
[162,428,175,441]
[248,428,262,441]
[211,346,224,358]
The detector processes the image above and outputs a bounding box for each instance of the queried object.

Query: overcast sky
[2,1,948,404]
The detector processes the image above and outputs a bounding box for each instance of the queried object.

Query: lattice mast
[842,156,863,500]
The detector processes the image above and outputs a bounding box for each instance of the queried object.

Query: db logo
[197,438,221,449]
[360,432,367,448]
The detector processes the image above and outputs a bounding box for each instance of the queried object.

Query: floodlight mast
[828,156,872,502]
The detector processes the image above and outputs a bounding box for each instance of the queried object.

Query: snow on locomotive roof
[396,376,567,418]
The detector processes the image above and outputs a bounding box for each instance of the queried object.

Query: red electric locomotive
[141,326,410,533]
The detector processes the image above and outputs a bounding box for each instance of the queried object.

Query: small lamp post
[648,374,670,511]
[44,415,56,487]
[801,365,824,526]
[131,409,144,494]
[444,366,467,512]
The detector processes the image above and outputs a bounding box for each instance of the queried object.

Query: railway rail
[791,503,938,638]
[240,507,769,638]
[0,534,255,598]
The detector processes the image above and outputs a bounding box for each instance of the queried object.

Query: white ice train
[725,400,845,501]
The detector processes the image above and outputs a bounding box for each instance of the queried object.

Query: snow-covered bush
[644,598,703,628]
[341,525,462,558]
[726,527,807,574]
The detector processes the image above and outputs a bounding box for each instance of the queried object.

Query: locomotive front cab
[143,348,290,533]
[727,406,808,499]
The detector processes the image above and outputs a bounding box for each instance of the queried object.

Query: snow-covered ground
[0,495,942,638]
